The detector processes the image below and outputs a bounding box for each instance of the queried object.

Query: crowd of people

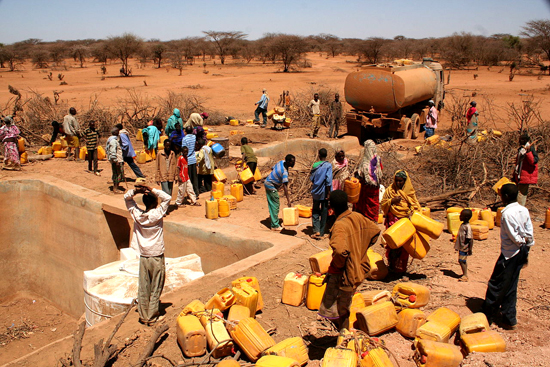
[0,97,539,332]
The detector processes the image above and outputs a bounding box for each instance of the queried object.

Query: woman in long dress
[353,140,382,222]
[380,170,421,272]
[0,116,22,171]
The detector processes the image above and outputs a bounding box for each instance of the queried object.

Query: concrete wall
[0,177,294,319]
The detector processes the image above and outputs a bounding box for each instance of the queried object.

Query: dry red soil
[1,54,549,366]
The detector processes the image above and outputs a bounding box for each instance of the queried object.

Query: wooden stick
[72,321,86,367]
[132,323,170,367]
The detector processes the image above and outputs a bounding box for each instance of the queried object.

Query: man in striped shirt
[265,154,295,231]
[83,121,100,175]
[182,126,199,197]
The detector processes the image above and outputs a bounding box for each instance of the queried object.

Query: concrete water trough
[0,176,304,322]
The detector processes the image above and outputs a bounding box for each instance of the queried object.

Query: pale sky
[0,0,549,44]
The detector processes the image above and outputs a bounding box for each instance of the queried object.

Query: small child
[455,209,474,281]
[175,146,200,206]
[241,137,258,194]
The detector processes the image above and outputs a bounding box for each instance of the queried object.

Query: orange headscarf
[380,170,421,218]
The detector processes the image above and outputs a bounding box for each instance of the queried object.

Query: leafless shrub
[286,86,343,128]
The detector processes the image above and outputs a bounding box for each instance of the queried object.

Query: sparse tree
[521,19,550,74]
[1,46,24,71]
[71,45,89,68]
[317,34,342,57]
[202,31,247,64]
[270,34,308,72]
[107,33,144,76]
[357,37,388,64]
[31,50,49,68]
[49,43,68,66]
[441,32,475,67]
[91,42,110,64]
[151,43,167,68]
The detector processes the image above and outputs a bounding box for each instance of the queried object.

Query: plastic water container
[52,141,62,151]
[396,309,426,338]
[212,190,223,199]
[216,360,240,367]
[214,168,227,182]
[416,322,453,343]
[136,150,147,164]
[54,150,67,158]
[446,212,460,237]
[264,337,309,366]
[227,305,251,329]
[213,181,225,195]
[231,183,244,202]
[309,249,333,274]
[460,330,506,354]
[229,119,239,126]
[222,195,237,210]
[410,212,444,239]
[283,207,299,226]
[176,314,207,357]
[206,199,219,219]
[459,312,490,335]
[282,272,308,306]
[59,136,68,148]
[18,151,27,164]
[254,167,262,181]
[480,209,495,229]
[231,277,264,311]
[360,347,394,367]
[472,225,489,240]
[218,199,230,217]
[366,249,388,280]
[79,146,88,160]
[204,319,234,358]
[240,167,255,184]
[306,273,326,311]
[349,293,367,328]
[446,207,462,214]
[425,135,440,145]
[361,290,391,306]
[229,317,275,362]
[403,231,431,260]
[97,146,106,160]
[136,128,143,141]
[492,177,511,194]
[344,177,361,203]
[421,207,431,218]
[495,207,504,227]
[17,137,25,153]
[382,218,416,249]
[206,132,219,139]
[545,208,550,229]
[426,307,461,333]
[471,219,489,228]
[256,355,299,367]
[355,301,398,336]
[232,283,258,317]
[321,348,358,367]
[181,300,206,316]
[378,213,384,224]
[205,287,235,311]
[467,208,481,223]
[212,143,225,158]
[336,329,357,352]
[296,204,312,218]
[413,339,463,367]
[392,282,430,309]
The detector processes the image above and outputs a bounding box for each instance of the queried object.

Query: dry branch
[132,323,170,367]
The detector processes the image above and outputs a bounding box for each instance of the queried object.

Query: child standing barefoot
[455,209,473,281]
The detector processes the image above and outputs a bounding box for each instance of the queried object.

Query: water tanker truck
[345,58,445,143]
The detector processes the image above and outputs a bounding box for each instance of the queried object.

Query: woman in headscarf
[0,116,22,171]
[196,138,215,193]
[353,140,382,222]
[380,170,421,273]
[331,149,349,191]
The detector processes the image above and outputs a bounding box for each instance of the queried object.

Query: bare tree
[521,19,550,74]
[318,34,342,57]
[107,33,144,76]
[357,37,388,64]
[202,31,247,64]
[91,42,110,64]
[49,43,68,66]
[1,46,24,71]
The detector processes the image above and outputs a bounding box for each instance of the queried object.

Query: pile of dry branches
[285,86,345,128]
[0,318,38,346]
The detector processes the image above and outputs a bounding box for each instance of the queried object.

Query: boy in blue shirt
[310,148,332,239]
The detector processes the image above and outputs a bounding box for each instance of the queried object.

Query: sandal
[310,233,321,240]
[192,202,202,206]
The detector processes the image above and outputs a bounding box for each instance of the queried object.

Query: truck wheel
[398,118,413,139]
[410,113,421,139]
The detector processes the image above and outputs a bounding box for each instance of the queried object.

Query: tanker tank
[345,64,437,114]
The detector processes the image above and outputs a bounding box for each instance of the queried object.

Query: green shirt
[241,144,257,163]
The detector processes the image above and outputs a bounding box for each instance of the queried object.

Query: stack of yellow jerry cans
[176,276,310,366]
